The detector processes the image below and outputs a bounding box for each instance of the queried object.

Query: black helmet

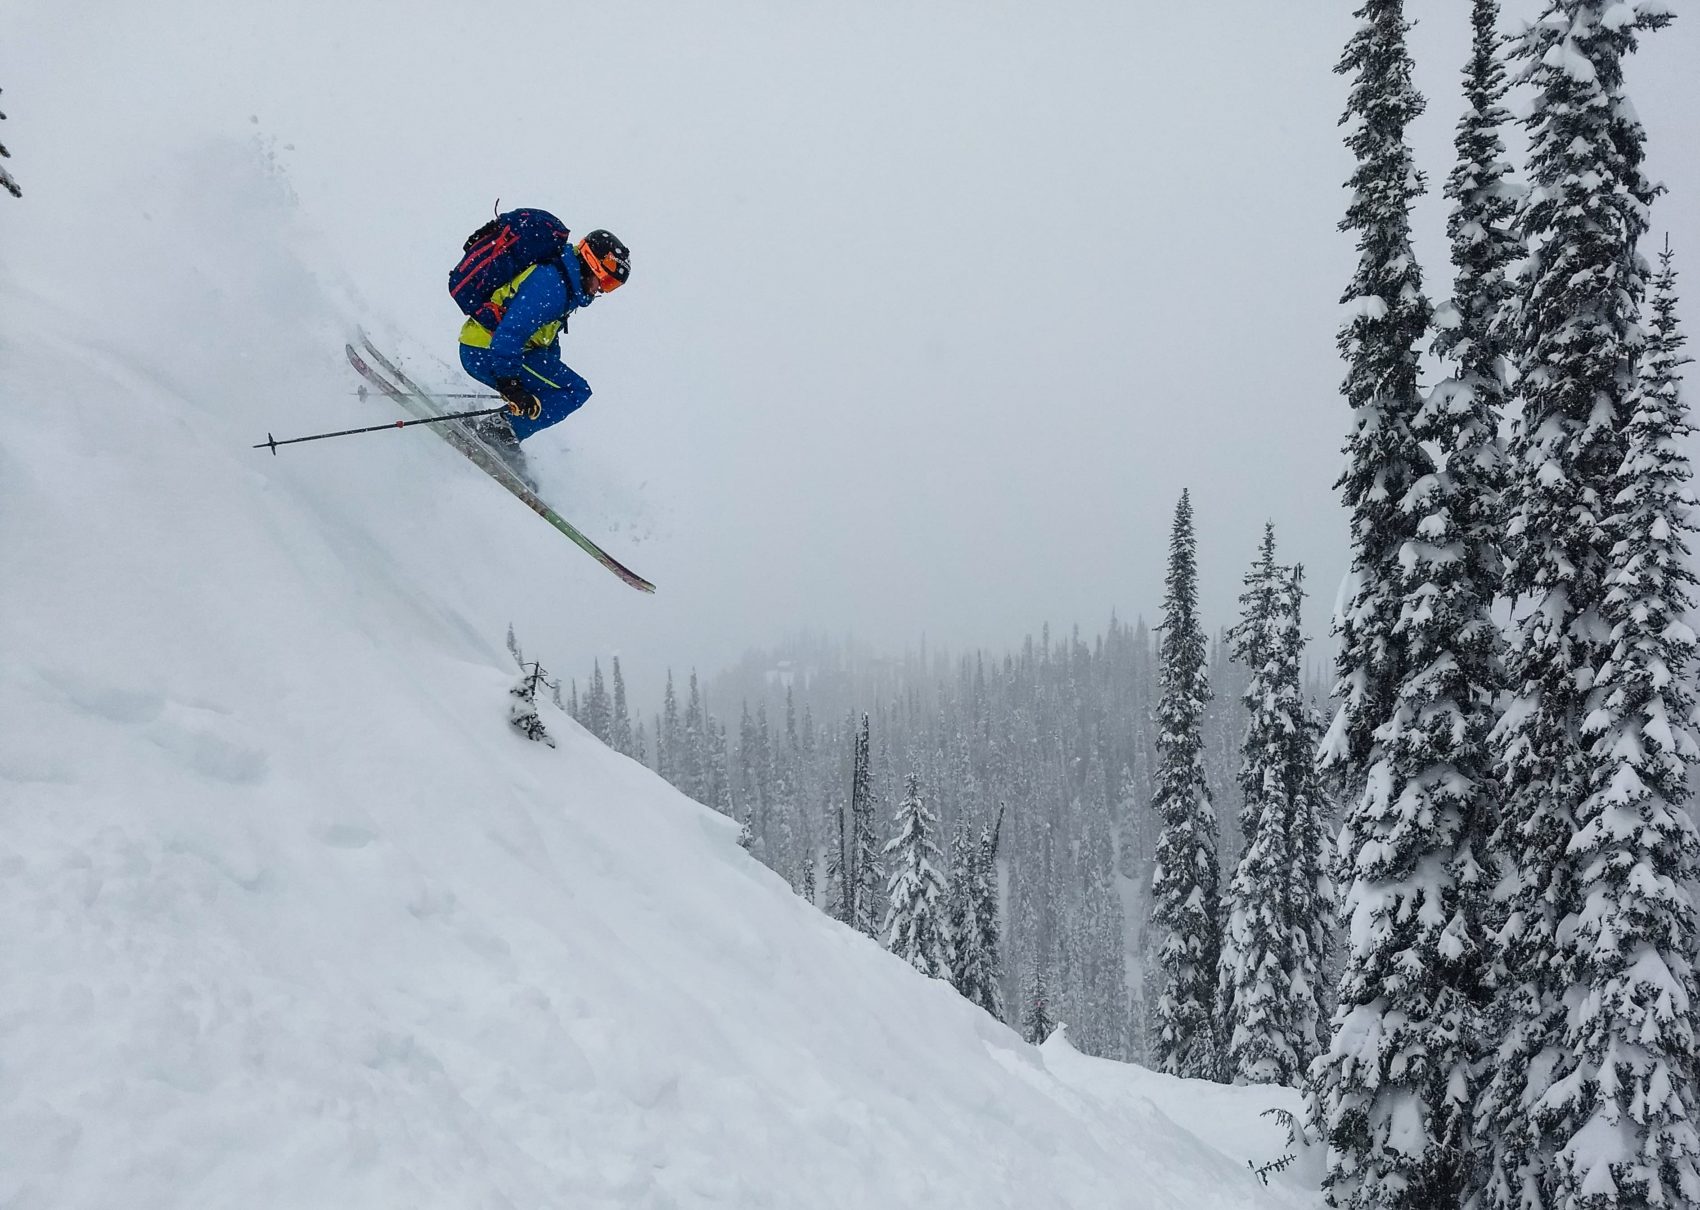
[577,229,630,292]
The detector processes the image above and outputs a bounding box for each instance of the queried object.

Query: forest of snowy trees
[557,1,1699,1205]
[559,535,1333,1066]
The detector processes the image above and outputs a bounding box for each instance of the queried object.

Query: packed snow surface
[0,154,1317,1210]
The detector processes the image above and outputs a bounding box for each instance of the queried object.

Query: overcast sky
[5,0,1697,699]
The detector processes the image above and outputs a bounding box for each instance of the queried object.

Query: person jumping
[447,208,630,471]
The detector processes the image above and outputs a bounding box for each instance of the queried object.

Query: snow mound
[0,142,1316,1209]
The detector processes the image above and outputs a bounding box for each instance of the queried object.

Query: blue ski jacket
[458,255,595,380]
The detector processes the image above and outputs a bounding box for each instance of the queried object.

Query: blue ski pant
[459,343,591,442]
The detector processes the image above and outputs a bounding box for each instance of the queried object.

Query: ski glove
[495,377,543,421]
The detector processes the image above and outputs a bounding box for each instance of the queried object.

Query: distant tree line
[566,527,1335,1063]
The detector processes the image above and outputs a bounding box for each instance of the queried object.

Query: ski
[344,341,656,593]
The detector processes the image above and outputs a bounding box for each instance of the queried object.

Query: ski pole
[348,391,502,399]
[253,406,509,455]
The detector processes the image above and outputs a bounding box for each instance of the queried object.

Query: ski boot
[465,411,538,491]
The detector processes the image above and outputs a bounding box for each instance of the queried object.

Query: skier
[455,221,630,462]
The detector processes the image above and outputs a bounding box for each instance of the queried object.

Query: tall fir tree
[1323,0,1432,796]
[827,713,854,925]
[850,713,884,939]
[1311,9,1511,1206]
[1219,527,1311,1085]
[1480,5,1697,1207]
[610,657,633,756]
[683,672,708,801]
[1148,489,1224,1080]
[660,671,680,785]
[1278,565,1333,1070]
[1076,779,1128,1059]
[583,660,612,744]
[1,87,19,200]
[707,718,734,817]
[947,820,978,987]
[883,773,950,977]
[1023,964,1057,1045]
[949,812,1007,1022]
[978,818,1007,1020]
[1553,234,1700,1208]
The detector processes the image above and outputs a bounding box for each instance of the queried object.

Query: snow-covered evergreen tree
[1312,7,1508,1204]
[850,713,884,939]
[1023,964,1057,1045]
[583,660,612,744]
[1076,779,1128,1059]
[610,657,633,756]
[947,821,977,985]
[707,717,733,817]
[1219,526,1310,1085]
[683,672,707,802]
[1480,5,1697,1206]
[883,773,949,977]
[1551,234,1700,1209]
[1324,0,1432,796]
[508,662,555,748]
[1148,488,1224,1080]
[1431,0,1520,440]
[946,813,1003,1021]
[1277,565,1332,1069]
[660,671,679,784]
[2,88,20,200]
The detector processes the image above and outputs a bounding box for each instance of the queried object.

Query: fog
[5,0,1696,696]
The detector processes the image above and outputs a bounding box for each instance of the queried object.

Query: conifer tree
[827,719,853,926]
[943,811,1007,1022]
[683,672,707,801]
[508,661,556,748]
[1312,7,1508,1204]
[709,718,734,816]
[1148,489,1224,1080]
[660,671,680,784]
[1219,527,1309,1085]
[1324,0,1432,794]
[1,87,19,200]
[610,657,633,756]
[850,713,884,939]
[947,820,977,983]
[1550,235,1700,1209]
[584,660,612,744]
[883,773,950,977]
[1481,6,1698,1206]
[1277,566,1332,1069]
[738,703,762,829]
[1023,965,1056,1045]
[1432,0,1519,438]
[1077,781,1128,1059]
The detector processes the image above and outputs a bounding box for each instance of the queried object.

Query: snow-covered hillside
[0,149,1316,1209]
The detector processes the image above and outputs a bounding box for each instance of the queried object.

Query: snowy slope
[0,150,1318,1209]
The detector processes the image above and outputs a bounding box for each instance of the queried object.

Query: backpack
[448,208,572,329]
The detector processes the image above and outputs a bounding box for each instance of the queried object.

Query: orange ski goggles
[578,242,626,294]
